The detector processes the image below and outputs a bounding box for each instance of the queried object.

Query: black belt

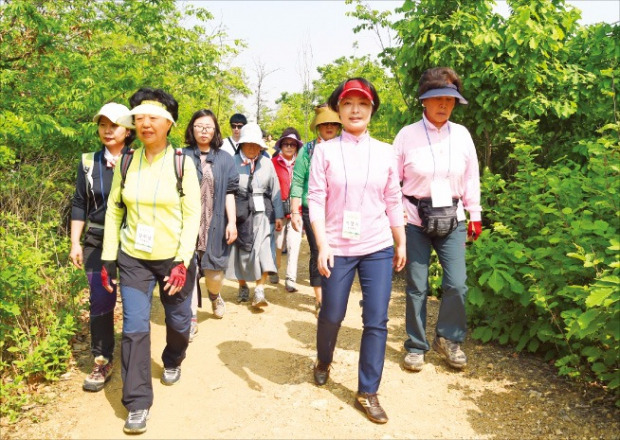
[403,195,459,206]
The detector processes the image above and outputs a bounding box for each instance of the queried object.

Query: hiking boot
[252,286,268,308]
[237,285,250,303]
[432,336,467,369]
[313,360,330,386]
[269,273,279,284]
[123,409,149,434]
[83,355,113,392]
[403,352,425,372]
[189,315,198,342]
[355,392,388,424]
[211,294,226,319]
[161,367,181,386]
[285,278,297,293]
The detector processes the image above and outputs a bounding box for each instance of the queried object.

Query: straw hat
[309,105,341,132]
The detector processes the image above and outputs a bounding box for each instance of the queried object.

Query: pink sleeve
[393,129,405,183]
[308,143,326,224]
[462,131,482,221]
[384,149,405,227]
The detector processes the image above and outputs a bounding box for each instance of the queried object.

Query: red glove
[467,221,482,241]
[167,261,187,288]
[101,261,117,291]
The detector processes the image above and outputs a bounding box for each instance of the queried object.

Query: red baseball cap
[338,79,374,104]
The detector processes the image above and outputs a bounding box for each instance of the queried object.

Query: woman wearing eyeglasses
[182,109,239,337]
[290,104,341,315]
[271,127,304,293]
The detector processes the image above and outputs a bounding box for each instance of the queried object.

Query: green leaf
[487,270,506,294]
[585,288,613,307]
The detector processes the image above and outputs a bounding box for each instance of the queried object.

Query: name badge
[135,223,155,253]
[431,179,453,207]
[253,194,265,212]
[342,210,361,240]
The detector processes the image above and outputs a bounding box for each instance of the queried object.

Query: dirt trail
[5,238,619,439]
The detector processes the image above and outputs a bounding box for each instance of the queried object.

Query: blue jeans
[317,246,393,394]
[404,223,468,354]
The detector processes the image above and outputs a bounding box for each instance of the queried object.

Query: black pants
[302,206,321,287]
[83,229,116,362]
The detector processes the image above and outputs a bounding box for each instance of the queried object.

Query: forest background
[0,0,618,423]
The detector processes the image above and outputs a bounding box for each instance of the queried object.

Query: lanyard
[136,147,168,222]
[339,134,371,208]
[97,154,106,211]
[423,121,451,181]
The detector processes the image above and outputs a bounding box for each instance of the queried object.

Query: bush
[0,211,84,422]
[466,123,620,402]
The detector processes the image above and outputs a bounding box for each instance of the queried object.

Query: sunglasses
[231,123,244,129]
[280,142,298,148]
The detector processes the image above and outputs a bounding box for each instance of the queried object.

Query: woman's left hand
[275,218,283,232]
[225,222,237,245]
[393,243,406,272]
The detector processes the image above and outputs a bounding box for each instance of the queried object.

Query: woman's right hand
[69,243,83,269]
[291,213,303,232]
[317,244,334,278]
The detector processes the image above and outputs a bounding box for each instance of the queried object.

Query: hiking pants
[301,206,321,287]
[118,251,196,411]
[404,222,468,354]
[83,229,117,362]
[316,246,393,394]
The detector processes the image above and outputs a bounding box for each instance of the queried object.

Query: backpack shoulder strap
[82,152,96,190]
[306,140,317,159]
[116,148,134,208]
[174,148,185,198]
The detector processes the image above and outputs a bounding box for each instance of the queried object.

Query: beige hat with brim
[93,102,130,124]
[237,123,267,149]
[117,101,176,129]
[310,106,341,132]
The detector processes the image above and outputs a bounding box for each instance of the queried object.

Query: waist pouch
[282,197,291,216]
[405,195,459,238]
[235,193,254,252]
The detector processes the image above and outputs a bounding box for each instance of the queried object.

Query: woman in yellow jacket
[101,87,200,435]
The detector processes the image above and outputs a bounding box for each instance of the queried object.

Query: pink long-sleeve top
[308,130,404,257]
[394,114,482,227]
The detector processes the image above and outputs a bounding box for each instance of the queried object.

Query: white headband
[117,101,176,128]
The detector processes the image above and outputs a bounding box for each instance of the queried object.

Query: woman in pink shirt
[394,67,482,373]
[308,78,406,424]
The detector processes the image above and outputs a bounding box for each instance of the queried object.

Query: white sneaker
[211,295,225,319]
[252,286,268,308]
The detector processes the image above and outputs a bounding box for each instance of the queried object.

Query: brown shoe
[355,392,388,424]
[313,360,330,386]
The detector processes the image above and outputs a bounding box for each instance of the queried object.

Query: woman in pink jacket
[394,67,482,373]
[308,78,405,424]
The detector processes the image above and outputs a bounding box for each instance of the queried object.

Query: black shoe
[313,360,330,386]
[355,392,388,424]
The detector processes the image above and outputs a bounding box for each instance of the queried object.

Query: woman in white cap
[70,102,134,393]
[290,104,341,315]
[226,122,284,308]
[394,67,481,373]
[271,127,303,292]
[100,87,201,435]
[308,78,406,424]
